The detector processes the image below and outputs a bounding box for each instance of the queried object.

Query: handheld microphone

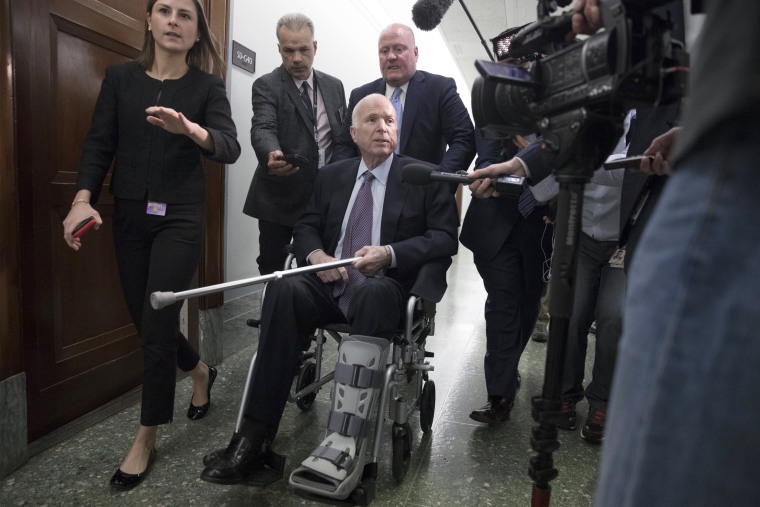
[412,0,456,31]
[401,163,526,198]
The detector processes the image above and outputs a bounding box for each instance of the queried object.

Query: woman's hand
[63,201,102,251]
[145,106,214,151]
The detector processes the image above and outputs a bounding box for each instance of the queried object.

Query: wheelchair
[238,251,446,505]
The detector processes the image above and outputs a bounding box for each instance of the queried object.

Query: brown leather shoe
[469,397,514,424]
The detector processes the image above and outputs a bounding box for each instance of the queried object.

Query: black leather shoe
[200,434,266,485]
[109,448,157,491]
[202,432,242,467]
[187,366,217,420]
[469,397,514,424]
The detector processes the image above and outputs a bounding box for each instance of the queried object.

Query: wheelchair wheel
[391,422,411,484]
[419,380,435,433]
[295,361,317,411]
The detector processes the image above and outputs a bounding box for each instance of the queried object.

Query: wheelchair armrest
[409,257,452,304]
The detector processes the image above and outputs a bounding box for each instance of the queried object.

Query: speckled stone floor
[0,248,601,507]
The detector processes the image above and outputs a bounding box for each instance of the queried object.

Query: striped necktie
[518,187,537,217]
[333,171,375,315]
[300,82,315,125]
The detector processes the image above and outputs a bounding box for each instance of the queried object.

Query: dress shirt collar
[357,154,392,187]
[385,82,408,101]
[293,71,315,91]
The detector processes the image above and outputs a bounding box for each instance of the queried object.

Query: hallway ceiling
[436,0,540,90]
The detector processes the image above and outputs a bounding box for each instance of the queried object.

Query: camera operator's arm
[572,0,677,35]
[469,137,551,198]
[640,127,681,176]
[469,157,526,198]
[572,0,603,35]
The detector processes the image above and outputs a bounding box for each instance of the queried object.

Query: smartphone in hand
[278,153,310,166]
[603,155,654,170]
[72,216,96,238]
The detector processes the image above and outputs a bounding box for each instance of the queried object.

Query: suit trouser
[473,209,552,400]
[113,198,204,426]
[561,233,626,409]
[257,220,294,275]
[243,274,405,431]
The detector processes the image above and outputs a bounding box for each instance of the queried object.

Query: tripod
[527,107,623,507]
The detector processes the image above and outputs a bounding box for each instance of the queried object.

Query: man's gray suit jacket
[243,65,346,227]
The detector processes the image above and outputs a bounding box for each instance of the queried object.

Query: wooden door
[11,0,228,441]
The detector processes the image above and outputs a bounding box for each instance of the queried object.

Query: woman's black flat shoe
[187,366,217,420]
[109,448,156,491]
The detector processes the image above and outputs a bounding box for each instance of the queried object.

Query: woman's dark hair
[136,0,226,77]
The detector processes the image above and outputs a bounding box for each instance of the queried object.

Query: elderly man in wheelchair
[200,94,459,503]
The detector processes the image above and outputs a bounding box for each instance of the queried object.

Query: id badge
[146,201,167,216]
[609,247,626,269]
[318,148,326,169]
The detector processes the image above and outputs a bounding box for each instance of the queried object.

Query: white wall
[223,0,471,300]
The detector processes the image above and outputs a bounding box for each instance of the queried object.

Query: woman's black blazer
[76,61,240,204]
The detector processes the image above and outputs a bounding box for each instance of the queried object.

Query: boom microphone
[401,163,526,198]
[412,0,456,31]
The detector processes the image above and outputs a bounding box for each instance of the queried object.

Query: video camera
[471,0,688,177]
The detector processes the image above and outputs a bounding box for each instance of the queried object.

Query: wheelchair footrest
[293,463,377,506]
[245,448,287,487]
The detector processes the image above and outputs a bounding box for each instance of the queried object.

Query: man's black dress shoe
[203,432,242,467]
[469,397,514,424]
[187,366,217,420]
[109,448,157,490]
[200,434,266,484]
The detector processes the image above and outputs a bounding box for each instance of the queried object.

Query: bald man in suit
[332,23,475,174]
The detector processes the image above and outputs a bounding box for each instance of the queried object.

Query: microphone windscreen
[401,163,434,185]
[412,0,455,31]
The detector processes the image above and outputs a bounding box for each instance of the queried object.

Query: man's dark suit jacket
[76,61,241,205]
[459,137,522,260]
[331,71,475,173]
[242,65,346,227]
[460,137,554,258]
[293,155,459,303]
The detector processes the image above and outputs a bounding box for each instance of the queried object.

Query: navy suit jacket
[460,136,553,260]
[293,155,459,302]
[332,71,475,173]
[243,65,346,226]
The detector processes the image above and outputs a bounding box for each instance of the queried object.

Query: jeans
[562,233,625,409]
[594,118,760,506]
